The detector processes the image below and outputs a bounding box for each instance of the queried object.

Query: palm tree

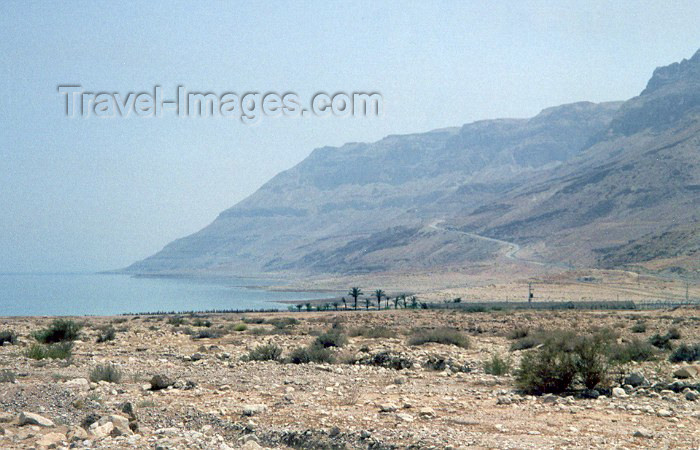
[409,296,418,309]
[305,303,312,312]
[393,296,400,309]
[374,289,385,310]
[295,304,303,312]
[349,287,363,311]
[341,297,347,310]
[332,302,339,311]
[364,297,371,310]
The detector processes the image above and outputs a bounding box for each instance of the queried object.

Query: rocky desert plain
[0,304,699,449]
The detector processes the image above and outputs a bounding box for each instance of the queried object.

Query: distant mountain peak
[642,48,700,95]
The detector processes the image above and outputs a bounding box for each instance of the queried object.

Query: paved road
[428,220,563,268]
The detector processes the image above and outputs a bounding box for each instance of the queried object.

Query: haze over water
[0,273,331,316]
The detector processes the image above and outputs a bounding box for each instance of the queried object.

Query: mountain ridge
[124,50,699,280]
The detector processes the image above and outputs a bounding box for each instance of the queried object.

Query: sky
[1,1,699,273]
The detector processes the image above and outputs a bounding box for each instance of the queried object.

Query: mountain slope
[124,102,621,275]
[456,50,700,275]
[126,50,699,279]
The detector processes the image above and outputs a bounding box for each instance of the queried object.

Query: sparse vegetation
[32,319,82,343]
[96,326,116,343]
[192,329,220,339]
[167,316,187,326]
[89,364,122,383]
[408,327,470,348]
[24,342,73,360]
[348,326,394,339]
[288,343,335,364]
[0,330,18,345]
[245,343,283,361]
[669,343,700,362]
[631,322,647,333]
[0,369,16,383]
[233,323,248,332]
[315,328,348,348]
[609,338,656,363]
[484,353,512,375]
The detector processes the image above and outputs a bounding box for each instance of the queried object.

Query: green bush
[246,344,282,361]
[288,343,335,364]
[266,317,299,329]
[241,317,265,324]
[649,333,673,350]
[0,369,16,383]
[510,336,540,351]
[516,345,577,395]
[507,327,530,340]
[192,329,220,339]
[96,327,116,343]
[483,353,511,375]
[167,316,187,326]
[192,318,212,327]
[669,343,700,363]
[0,330,18,345]
[609,338,656,363]
[89,364,122,383]
[574,334,610,389]
[348,326,393,339]
[233,323,247,332]
[631,322,647,333]
[408,327,470,349]
[515,331,613,394]
[32,319,82,343]
[667,327,681,340]
[24,342,73,360]
[315,328,348,348]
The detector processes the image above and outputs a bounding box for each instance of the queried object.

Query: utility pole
[528,282,533,303]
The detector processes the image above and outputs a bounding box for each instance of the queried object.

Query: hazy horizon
[2,1,699,273]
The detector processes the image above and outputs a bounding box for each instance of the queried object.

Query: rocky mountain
[125,50,699,278]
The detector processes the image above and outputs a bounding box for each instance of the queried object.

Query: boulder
[612,387,627,398]
[633,428,654,439]
[673,366,699,379]
[36,431,65,447]
[18,412,54,427]
[685,390,698,401]
[150,374,173,390]
[66,426,88,442]
[89,421,114,438]
[419,407,436,419]
[242,404,267,416]
[624,372,648,387]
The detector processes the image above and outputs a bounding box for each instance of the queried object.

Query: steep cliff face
[459,51,700,275]
[126,50,700,278]
[125,102,620,275]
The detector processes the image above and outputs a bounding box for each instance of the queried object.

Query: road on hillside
[428,220,570,269]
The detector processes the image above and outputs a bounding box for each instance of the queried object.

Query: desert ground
[0,306,699,449]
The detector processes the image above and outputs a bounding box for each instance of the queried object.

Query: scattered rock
[542,394,558,404]
[419,407,436,419]
[379,404,398,412]
[66,426,88,442]
[633,428,654,439]
[150,374,173,390]
[89,421,114,438]
[612,387,627,398]
[685,391,698,401]
[242,404,267,416]
[624,372,648,387]
[36,431,65,447]
[673,366,699,379]
[18,412,54,427]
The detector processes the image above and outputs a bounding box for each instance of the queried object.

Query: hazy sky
[1,1,699,273]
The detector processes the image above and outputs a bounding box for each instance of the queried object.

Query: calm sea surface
[0,273,332,316]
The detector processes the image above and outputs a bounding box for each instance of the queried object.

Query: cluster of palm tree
[344,287,419,311]
[289,287,420,312]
